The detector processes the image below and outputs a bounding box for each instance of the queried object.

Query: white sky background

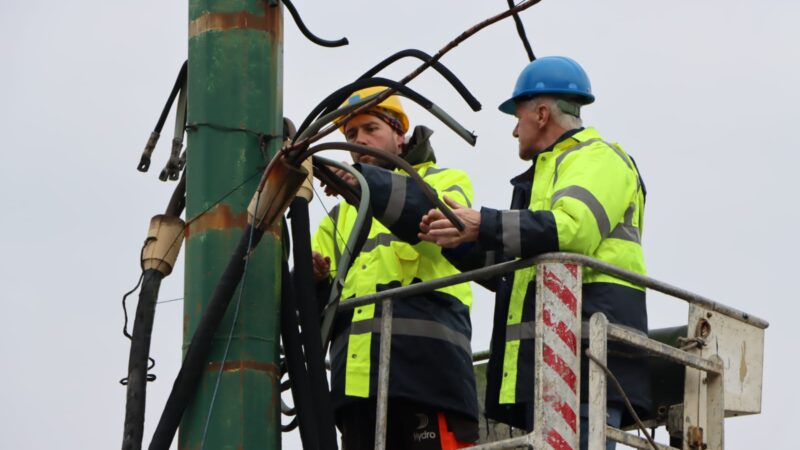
[1,0,798,448]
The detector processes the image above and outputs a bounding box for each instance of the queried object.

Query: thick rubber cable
[294,77,433,141]
[357,49,481,111]
[148,225,264,450]
[121,269,165,450]
[282,0,348,48]
[154,61,188,134]
[280,259,321,450]
[289,197,337,450]
[507,0,535,61]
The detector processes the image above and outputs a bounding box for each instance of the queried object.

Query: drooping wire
[198,190,262,450]
[585,350,658,450]
[184,169,263,226]
[311,183,356,262]
[120,239,158,385]
[121,273,145,340]
[507,0,536,61]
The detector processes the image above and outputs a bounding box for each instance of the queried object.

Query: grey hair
[524,96,583,129]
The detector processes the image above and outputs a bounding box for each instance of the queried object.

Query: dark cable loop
[295,77,434,141]
[282,0,348,48]
[358,49,482,111]
[292,142,465,231]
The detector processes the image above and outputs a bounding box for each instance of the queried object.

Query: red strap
[437,412,474,449]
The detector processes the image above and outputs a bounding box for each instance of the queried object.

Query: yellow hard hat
[338,86,409,134]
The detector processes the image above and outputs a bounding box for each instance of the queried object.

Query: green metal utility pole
[183,1,283,448]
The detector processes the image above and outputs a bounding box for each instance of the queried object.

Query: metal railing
[337,252,768,450]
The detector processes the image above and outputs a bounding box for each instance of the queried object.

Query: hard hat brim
[498,90,596,115]
[498,98,517,115]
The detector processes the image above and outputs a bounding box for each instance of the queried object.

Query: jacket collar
[402,125,437,166]
[509,126,603,186]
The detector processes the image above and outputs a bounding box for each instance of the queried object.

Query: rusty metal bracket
[687,426,707,450]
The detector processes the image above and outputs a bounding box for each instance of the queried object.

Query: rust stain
[207,359,280,377]
[739,340,748,384]
[186,204,248,237]
[189,9,283,40]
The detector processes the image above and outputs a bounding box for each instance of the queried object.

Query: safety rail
[338,252,768,450]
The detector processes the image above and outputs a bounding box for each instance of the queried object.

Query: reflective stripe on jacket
[312,149,479,421]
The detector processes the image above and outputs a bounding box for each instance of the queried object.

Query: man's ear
[537,103,551,127]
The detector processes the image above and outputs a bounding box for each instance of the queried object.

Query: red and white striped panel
[535,262,582,450]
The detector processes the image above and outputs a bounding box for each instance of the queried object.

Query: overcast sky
[1,1,798,449]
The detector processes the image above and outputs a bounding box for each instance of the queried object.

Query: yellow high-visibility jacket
[452,127,650,430]
[312,126,479,421]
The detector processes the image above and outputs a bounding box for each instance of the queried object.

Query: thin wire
[585,350,658,450]
[185,169,263,226]
[120,239,157,385]
[121,272,145,340]
[156,297,184,304]
[311,183,356,260]
[199,190,261,450]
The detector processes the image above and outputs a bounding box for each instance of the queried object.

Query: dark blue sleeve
[356,163,435,243]
[478,207,559,258]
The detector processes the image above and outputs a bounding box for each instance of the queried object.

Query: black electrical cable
[506,0,535,61]
[148,224,265,450]
[121,174,187,450]
[282,0,348,48]
[358,49,481,111]
[294,77,434,142]
[289,197,337,450]
[122,269,165,450]
[165,171,187,217]
[280,258,321,450]
[294,142,465,231]
[313,161,361,205]
[139,61,188,172]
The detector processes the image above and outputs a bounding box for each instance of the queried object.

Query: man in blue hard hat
[418,56,651,450]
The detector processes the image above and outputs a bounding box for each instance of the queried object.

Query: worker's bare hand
[418,196,481,248]
[311,251,331,282]
[319,164,357,197]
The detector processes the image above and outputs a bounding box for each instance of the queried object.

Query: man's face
[513,100,546,161]
[343,114,404,168]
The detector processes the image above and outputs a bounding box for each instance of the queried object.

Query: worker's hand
[418,196,481,248]
[311,251,331,282]
[319,164,358,197]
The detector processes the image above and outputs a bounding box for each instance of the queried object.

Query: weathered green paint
[183,1,283,448]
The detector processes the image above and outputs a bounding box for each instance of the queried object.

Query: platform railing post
[705,355,725,450]
[588,313,609,450]
[374,298,393,450]
[534,261,582,449]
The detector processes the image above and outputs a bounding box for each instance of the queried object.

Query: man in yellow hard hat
[311,86,479,450]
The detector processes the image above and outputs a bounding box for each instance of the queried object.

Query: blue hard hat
[498,56,595,115]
